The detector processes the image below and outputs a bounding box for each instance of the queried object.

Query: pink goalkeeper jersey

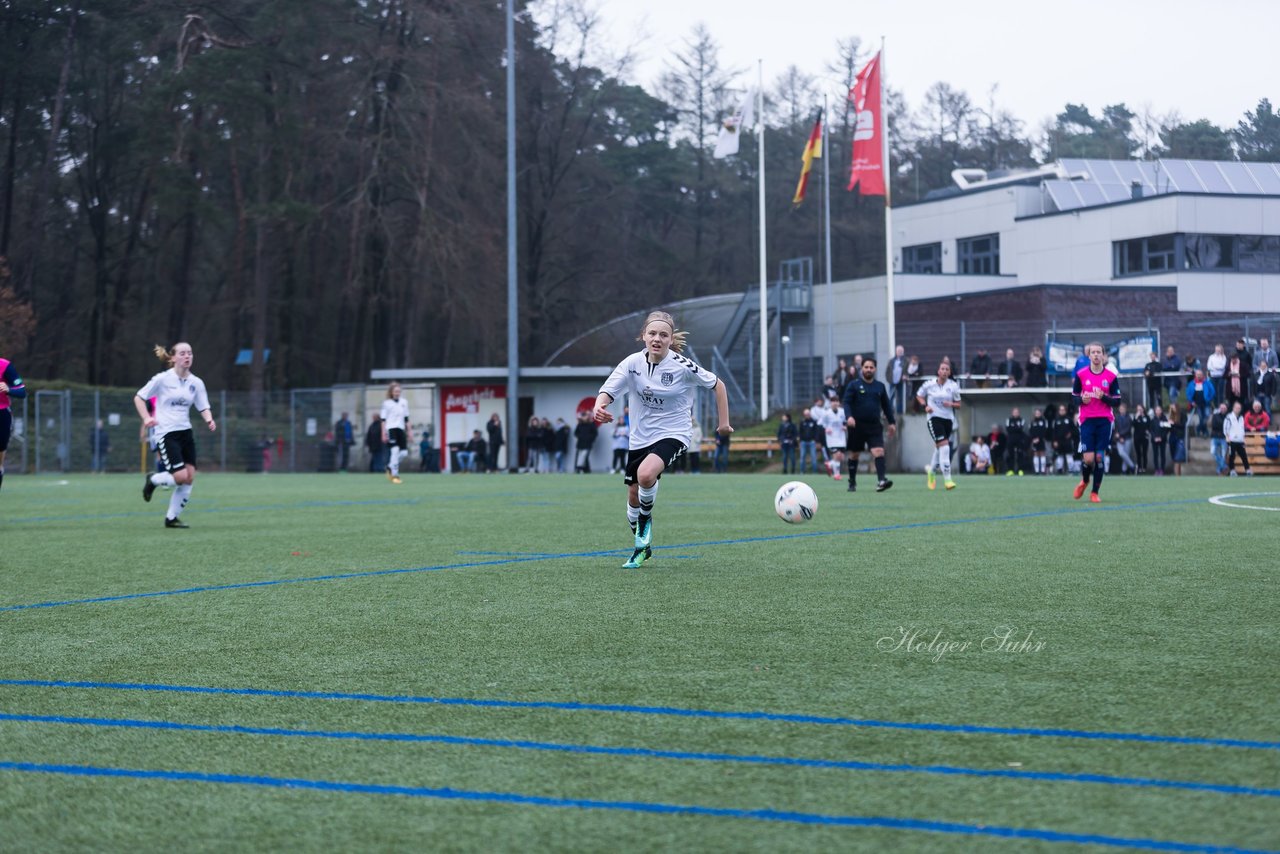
[1075,365,1119,421]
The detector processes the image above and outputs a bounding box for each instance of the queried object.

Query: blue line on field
[2,678,1275,752]
[12,497,421,524]
[0,498,1203,614]
[0,761,1271,852]
[2,711,1274,798]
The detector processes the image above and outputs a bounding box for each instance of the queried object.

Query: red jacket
[1244,410,1271,432]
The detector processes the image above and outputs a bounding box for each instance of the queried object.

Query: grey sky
[592,0,1271,137]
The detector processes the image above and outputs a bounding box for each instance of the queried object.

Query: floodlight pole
[505,0,519,472]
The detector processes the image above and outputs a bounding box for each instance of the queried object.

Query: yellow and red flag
[792,110,823,206]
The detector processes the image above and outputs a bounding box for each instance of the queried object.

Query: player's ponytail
[153,344,174,365]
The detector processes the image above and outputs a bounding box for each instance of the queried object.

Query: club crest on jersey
[661,371,674,386]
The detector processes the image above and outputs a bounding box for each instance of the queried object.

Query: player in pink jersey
[0,355,28,493]
[1071,342,1121,503]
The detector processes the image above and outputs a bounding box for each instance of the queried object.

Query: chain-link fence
[5,388,397,475]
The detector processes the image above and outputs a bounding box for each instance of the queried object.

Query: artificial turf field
[1,470,1277,852]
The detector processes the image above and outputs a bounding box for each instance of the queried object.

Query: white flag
[713,88,756,159]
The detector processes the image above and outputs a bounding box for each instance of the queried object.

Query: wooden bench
[1241,433,1280,475]
[699,437,778,455]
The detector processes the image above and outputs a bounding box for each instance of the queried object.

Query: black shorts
[0,409,11,452]
[926,417,954,444]
[847,425,885,453]
[624,438,686,485]
[388,428,407,450]
[157,429,197,472]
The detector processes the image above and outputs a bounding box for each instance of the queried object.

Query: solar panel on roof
[1216,161,1262,193]
[1244,162,1280,194]
[1189,161,1234,193]
[1043,180,1085,212]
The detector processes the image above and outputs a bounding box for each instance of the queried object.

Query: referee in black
[842,356,897,492]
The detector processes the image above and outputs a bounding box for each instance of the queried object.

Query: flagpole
[881,37,896,364]
[757,59,768,421]
[822,93,834,370]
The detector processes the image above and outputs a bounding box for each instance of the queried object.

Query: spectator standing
[1150,405,1170,476]
[714,428,731,473]
[486,413,504,472]
[1024,346,1047,388]
[1233,338,1254,387]
[1161,346,1182,406]
[89,418,111,473]
[905,355,922,406]
[1185,369,1215,437]
[688,412,703,474]
[1223,401,1253,477]
[888,345,907,413]
[797,407,820,474]
[776,412,798,474]
[365,414,385,472]
[523,416,542,473]
[1029,408,1049,475]
[969,347,992,388]
[1143,352,1163,409]
[1205,344,1227,404]
[821,375,838,401]
[1168,405,1187,476]
[986,423,1006,474]
[1256,337,1278,373]
[1224,356,1248,409]
[1255,363,1276,416]
[574,411,598,473]
[1051,404,1074,475]
[553,417,571,473]
[1112,403,1136,475]
[419,428,439,472]
[610,414,629,474]
[334,412,355,471]
[1005,408,1028,476]
[1132,404,1151,474]
[998,348,1024,387]
[1209,403,1229,475]
[1244,400,1270,433]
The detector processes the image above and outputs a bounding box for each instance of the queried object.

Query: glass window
[957,233,1000,275]
[903,242,941,274]
[1184,234,1235,270]
[1238,236,1280,273]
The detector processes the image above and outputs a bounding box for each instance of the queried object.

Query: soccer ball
[775,481,818,524]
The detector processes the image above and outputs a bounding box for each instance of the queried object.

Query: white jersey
[599,350,718,450]
[137,369,210,438]
[381,398,410,432]
[814,404,848,448]
[917,378,962,424]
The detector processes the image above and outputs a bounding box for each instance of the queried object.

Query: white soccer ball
[775,481,818,524]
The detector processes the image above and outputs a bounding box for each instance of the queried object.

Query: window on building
[957,233,1000,275]
[1116,233,1280,276]
[902,242,941,274]
[1184,234,1235,270]
[1238,236,1280,272]
[1113,234,1177,276]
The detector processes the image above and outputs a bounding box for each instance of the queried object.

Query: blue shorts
[1077,418,1113,455]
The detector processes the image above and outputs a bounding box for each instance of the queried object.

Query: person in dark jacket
[842,357,897,492]
[1132,404,1151,473]
[798,408,820,474]
[969,348,992,388]
[997,349,1024,387]
[1025,346,1047,388]
[486,413,504,472]
[776,412,799,474]
[573,411,598,473]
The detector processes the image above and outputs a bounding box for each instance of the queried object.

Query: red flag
[792,110,823,206]
[847,52,885,196]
